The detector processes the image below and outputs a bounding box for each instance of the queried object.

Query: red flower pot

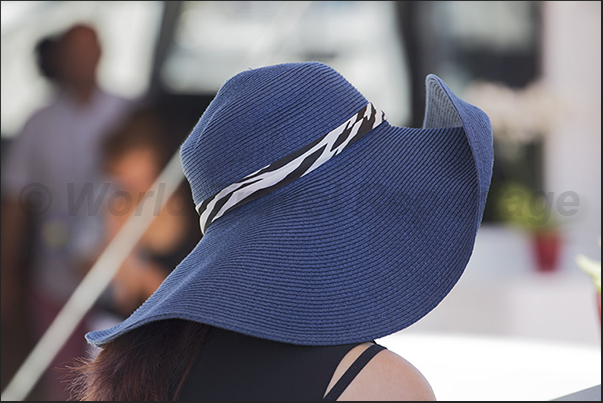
[532,230,562,273]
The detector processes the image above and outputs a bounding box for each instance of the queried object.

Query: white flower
[465,80,568,145]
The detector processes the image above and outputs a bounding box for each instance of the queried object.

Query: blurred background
[1,1,600,401]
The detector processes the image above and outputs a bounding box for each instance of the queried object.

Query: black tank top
[178,326,386,401]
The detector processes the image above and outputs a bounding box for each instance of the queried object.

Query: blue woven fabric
[86,62,493,346]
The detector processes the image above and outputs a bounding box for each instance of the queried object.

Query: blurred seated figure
[99,108,194,317]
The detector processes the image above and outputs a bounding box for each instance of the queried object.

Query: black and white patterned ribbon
[196,102,386,234]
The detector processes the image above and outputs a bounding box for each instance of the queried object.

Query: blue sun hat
[86,62,493,346]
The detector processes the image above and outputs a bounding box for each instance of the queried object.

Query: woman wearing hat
[69,62,493,400]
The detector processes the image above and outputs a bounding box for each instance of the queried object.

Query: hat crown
[181,62,368,206]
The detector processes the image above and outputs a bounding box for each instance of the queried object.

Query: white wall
[541,1,601,258]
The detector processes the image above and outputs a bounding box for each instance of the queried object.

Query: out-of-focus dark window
[159,1,412,126]
[397,1,543,224]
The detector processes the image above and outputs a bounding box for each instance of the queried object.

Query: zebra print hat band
[196,102,386,234]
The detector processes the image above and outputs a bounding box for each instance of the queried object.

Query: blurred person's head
[35,36,61,84]
[102,109,169,197]
[56,23,101,96]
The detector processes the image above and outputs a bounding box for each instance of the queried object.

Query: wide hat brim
[87,74,493,347]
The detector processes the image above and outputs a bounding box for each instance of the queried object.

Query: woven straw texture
[87,62,493,346]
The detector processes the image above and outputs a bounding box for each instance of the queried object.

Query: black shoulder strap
[323,344,387,401]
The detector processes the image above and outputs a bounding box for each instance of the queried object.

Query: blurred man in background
[1,23,135,400]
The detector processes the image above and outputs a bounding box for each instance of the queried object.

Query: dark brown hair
[35,36,60,82]
[68,319,208,401]
[101,108,171,173]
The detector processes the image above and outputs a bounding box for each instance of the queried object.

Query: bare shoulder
[337,346,436,401]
